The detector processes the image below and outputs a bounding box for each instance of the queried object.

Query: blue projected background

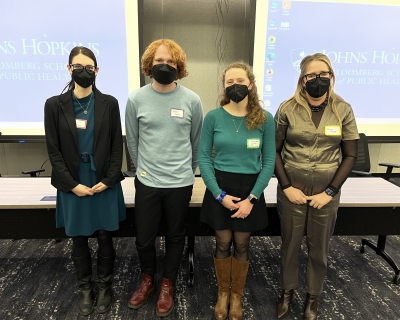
[262,1,400,120]
[0,0,129,127]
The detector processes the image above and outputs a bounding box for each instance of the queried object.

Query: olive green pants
[277,162,340,295]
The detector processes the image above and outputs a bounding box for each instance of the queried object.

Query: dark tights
[72,230,114,257]
[215,229,251,261]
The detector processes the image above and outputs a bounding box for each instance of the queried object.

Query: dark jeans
[134,177,193,283]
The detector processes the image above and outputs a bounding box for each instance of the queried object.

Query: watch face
[325,188,335,197]
[247,195,258,204]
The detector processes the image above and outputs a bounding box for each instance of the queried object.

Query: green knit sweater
[198,107,276,198]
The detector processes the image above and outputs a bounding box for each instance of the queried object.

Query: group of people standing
[44,39,359,320]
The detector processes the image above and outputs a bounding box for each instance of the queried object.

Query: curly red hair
[141,39,188,80]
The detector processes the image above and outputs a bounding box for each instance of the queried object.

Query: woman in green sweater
[198,62,275,320]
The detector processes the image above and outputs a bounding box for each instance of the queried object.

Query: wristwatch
[247,195,258,204]
[325,187,338,197]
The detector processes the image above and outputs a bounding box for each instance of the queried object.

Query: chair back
[352,133,370,173]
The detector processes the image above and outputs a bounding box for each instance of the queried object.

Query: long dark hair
[61,46,99,94]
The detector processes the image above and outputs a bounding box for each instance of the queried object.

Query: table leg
[360,235,400,285]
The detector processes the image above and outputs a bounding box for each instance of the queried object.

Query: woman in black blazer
[44,46,126,316]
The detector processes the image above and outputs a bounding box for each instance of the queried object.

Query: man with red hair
[125,39,203,317]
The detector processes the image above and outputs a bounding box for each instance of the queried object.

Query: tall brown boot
[214,256,232,320]
[229,257,249,320]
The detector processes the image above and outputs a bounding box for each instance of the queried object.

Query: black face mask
[225,84,249,103]
[305,77,330,98]
[71,69,96,88]
[152,64,177,85]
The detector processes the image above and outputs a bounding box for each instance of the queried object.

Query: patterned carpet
[1,235,400,320]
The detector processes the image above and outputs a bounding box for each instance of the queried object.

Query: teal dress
[56,93,126,237]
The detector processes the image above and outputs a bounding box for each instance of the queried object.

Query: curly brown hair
[141,39,188,80]
[220,62,267,130]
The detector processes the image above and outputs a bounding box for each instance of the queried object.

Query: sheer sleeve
[328,139,358,190]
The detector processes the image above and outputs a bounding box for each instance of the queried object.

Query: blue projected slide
[0,0,136,134]
[261,1,400,121]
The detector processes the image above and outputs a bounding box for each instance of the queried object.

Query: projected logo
[265,85,272,91]
[268,36,276,44]
[271,2,278,9]
[266,52,275,60]
[266,69,274,76]
[264,100,271,107]
[270,20,276,27]
[291,49,315,72]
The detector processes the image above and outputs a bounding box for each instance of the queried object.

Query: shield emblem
[290,48,315,72]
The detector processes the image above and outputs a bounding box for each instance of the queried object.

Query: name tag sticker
[325,125,341,136]
[170,108,184,118]
[247,138,260,149]
[76,119,87,129]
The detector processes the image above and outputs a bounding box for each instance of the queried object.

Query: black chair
[356,134,400,284]
[380,162,400,183]
[350,133,372,177]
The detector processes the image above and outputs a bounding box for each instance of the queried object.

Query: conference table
[1,177,400,286]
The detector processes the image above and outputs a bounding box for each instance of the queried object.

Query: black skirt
[200,169,268,232]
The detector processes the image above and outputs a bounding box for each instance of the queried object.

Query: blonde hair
[141,39,188,80]
[277,53,341,126]
[220,62,267,130]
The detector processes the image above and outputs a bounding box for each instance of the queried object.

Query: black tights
[215,230,251,261]
[72,230,114,257]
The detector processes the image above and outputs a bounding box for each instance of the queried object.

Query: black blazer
[44,90,124,193]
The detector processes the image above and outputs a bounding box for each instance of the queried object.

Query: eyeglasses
[70,64,96,72]
[303,71,331,82]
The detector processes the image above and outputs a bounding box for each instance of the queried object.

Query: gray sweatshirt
[125,83,204,188]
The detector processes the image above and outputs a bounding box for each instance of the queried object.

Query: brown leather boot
[214,256,232,320]
[229,257,249,320]
[277,289,294,319]
[156,278,174,317]
[128,274,154,309]
[303,293,318,320]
